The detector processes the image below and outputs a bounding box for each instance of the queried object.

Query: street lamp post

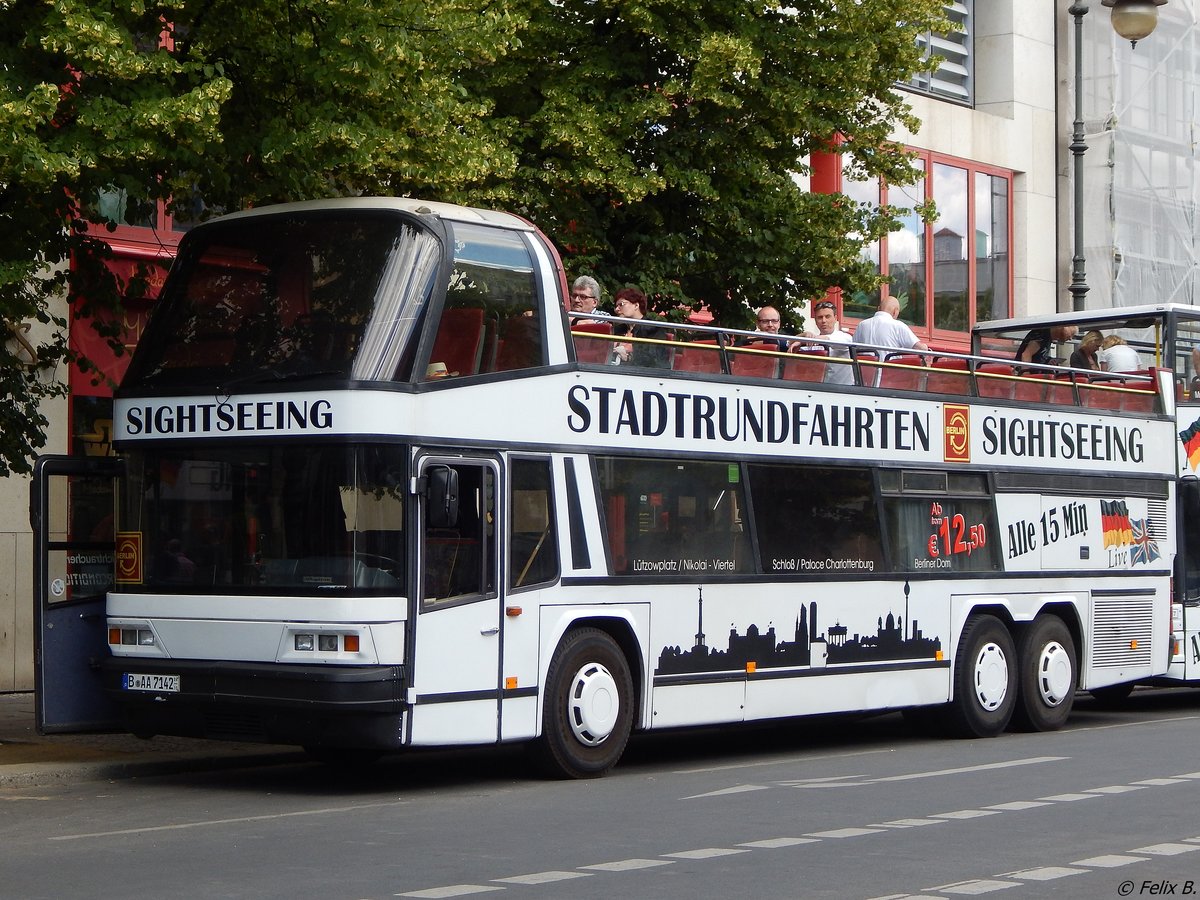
[1069,0,1168,312]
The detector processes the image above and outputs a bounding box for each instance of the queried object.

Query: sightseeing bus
[30,197,1194,778]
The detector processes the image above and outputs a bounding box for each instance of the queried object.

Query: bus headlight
[295,633,315,651]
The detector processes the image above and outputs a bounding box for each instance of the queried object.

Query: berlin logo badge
[944,404,970,463]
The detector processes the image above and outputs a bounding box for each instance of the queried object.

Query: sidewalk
[0,692,302,788]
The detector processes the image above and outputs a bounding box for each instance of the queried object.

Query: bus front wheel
[536,628,634,779]
[1011,615,1076,732]
[947,614,1017,738]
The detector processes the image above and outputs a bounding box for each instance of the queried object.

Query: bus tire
[536,628,634,779]
[946,614,1016,738]
[1011,615,1076,732]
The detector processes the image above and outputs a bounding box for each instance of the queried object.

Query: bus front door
[30,454,122,733]
[409,456,503,745]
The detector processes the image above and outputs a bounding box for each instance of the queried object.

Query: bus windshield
[120,210,443,390]
[116,444,407,594]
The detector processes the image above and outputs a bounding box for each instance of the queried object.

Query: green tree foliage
[0,0,520,475]
[0,0,945,474]
[467,0,948,325]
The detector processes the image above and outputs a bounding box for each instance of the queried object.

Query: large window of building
[837,148,1012,349]
[906,1,972,105]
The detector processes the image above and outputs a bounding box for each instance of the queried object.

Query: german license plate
[122,673,180,693]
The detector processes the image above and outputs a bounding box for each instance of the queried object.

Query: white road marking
[1071,854,1148,867]
[491,871,590,885]
[805,826,886,838]
[682,784,769,799]
[983,801,1051,811]
[672,747,892,775]
[876,818,948,828]
[930,809,1002,820]
[396,887,502,899]
[1036,792,1097,802]
[1131,842,1200,856]
[737,837,819,848]
[1001,866,1086,881]
[663,847,750,859]
[52,800,410,841]
[1084,785,1145,794]
[580,858,674,872]
[1134,778,1190,786]
[935,879,1019,894]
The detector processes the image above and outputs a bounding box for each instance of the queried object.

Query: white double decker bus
[30,198,1196,778]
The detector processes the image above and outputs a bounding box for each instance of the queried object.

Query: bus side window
[746,464,883,573]
[596,457,750,575]
[423,463,495,606]
[1181,479,1200,602]
[509,458,559,589]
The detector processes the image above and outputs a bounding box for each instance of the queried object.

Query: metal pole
[1069,2,1089,311]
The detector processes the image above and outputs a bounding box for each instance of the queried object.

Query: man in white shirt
[810,300,854,385]
[852,296,929,353]
[852,296,928,386]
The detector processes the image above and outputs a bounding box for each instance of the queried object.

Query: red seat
[729,342,781,379]
[1120,370,1159,413]
[780,350,827,383]
[572,321,614,364]
[1012,373,1045,402]
[1044,375,1076,405]
[428,307,485,378]
[1081,377,1124,410]
[976,362,1015,400]
[926,356,970,395]
[672,339,724,373]
[879,353,925,391]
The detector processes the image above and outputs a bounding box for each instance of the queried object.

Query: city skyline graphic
[656,586,942,676]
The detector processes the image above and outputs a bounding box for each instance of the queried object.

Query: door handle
[480,626,499,636]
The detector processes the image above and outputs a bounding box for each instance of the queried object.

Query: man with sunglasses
[809,299,854,385]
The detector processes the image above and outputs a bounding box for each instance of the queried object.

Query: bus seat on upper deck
[926,356,970,395]
[672,340,724,374]
[779,349,826,383]
[429,307,486,378]
[879,353,925,391]
[729,342,782,379]
[976,362,1016,400]
[572,321,614,364]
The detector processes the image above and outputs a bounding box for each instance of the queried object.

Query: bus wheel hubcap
[1037,641,1072,707]
[974,643,1009,712]
[567,662,618,746]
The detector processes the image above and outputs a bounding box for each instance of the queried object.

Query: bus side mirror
[426,466,459,528]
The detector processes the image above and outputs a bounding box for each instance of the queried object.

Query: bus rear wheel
[1011,615,1076,732]
[536,628,634,779]
[947,614,1016,738]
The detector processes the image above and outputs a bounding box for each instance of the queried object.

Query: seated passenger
[1099,335,1140,373]
[610,288,669,368]
[741,305,794,352]
[1069,330,1103,370]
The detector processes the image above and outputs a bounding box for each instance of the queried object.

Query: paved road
[3,690,1200,900]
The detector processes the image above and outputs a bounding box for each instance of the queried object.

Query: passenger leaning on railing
[1016,324,1077,367]
[610,287,669,368]
[807,300,854,385]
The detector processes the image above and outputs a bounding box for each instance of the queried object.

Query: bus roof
[974,302,1200,335]
[200,196,539,234]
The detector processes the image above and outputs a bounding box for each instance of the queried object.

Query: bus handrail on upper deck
[567,313,1165,414]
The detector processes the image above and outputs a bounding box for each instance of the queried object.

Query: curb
[0,749,305,789]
